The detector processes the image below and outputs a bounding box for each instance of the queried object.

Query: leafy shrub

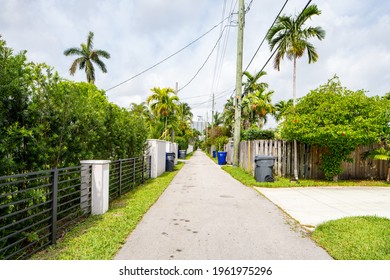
[241,129,275,140]
[214,136,229,151]
[175,136,188,150]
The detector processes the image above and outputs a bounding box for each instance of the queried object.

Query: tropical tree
[222,97,235,133]
[266,4,325,180]
[240,70,275,129]
[242,70,269,96]
[176,102,195,143]
[281,76,388,181]
[274,99,293,122]
[212,111,223,127]
[63,31,110,84]
[146,87,179,141]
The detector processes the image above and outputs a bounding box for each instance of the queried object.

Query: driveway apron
[115,151,331,260]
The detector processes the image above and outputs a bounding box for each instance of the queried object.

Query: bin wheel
[264,175,274,182]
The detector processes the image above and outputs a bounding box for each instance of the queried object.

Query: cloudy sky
[1,0,389,128]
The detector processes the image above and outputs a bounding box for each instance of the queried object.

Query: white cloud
[1,0,389,125]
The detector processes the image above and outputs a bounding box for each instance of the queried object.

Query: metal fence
[109,156,151,201]
[0,165,92,260]
[0,155,152,260]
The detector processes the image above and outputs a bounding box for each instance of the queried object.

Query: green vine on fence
[281,76,390,181]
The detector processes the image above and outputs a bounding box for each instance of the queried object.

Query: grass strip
[312,216,390,260]
[32,163,184,260]
[221,165,389,187]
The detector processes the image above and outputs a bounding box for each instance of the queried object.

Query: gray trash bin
[178,150,186,159]
[166,152,175,172]
[254,155,275,182]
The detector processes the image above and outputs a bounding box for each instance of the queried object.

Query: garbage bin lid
[254,155,275,160]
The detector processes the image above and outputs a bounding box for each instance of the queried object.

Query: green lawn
[221,165,389,187]
[32,162,184,260]
[312,216,390,260]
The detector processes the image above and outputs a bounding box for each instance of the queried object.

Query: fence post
[51,168,58,245]
[80,160,111,215]
[119,159,123,197]
[80,163,91,214]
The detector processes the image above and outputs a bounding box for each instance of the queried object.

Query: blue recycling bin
[212,151,217,158]
[217,151,227,165]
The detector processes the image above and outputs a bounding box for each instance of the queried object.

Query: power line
[213,0,236,96]
[105,16,231,92]
[177,24,229,92]
[244,0,289,72]
[256,0,312,74]
[245,0,254,13]
[211,0,228,96]
[242,0,313,93]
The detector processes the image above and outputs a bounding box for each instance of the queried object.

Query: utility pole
[233,0,245,166]
[206,111,208,144]
[211,93,215,139]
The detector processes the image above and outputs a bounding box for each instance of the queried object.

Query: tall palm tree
[64,31,110,84]
[146,87,179,141]
[266,4,325,181]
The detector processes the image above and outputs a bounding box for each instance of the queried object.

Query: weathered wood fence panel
[225,140,388,180]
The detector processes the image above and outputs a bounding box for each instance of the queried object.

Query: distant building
[192,121,206,135]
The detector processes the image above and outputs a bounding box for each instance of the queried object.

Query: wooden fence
[225,140,388,180]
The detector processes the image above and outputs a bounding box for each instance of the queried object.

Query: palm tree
[223,97,235,133]
[64,31,110,84]
[267,4,325,181]
[242,90,275,129]
[274,99,293,122]
[242,70,269,96]
[241,70,274,129]
[146,87,179,141]
[212,111,223,127]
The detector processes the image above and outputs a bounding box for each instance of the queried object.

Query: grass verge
[221,165,389,187]
[312,216,390,260]
[32,162,184,260]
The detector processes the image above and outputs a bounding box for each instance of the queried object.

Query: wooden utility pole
[211,93,215,139]
[233,0,245,166]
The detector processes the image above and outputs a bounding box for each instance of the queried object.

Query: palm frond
[86,31,94,51]
[306,42,319,63]
[95,49,111,59]
[63,47,83,56]
[296,4,322,27]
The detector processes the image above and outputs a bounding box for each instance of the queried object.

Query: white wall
[147,140,167,178]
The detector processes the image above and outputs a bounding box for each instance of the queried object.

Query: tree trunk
[387,166,390,182]
[333,175,339,182]
[293,56,298,181]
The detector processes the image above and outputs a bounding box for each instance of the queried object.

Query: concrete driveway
[255,187,390,228]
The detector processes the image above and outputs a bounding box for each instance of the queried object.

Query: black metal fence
[109,156,151,201]
[0,165,92,260]
[0,155,152,260]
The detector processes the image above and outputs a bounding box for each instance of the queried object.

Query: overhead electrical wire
[244,0,289,72]
[210,0,228,96]
[241,0,313,95]
[212,0,236,98]
[105,15,231,92]
[177,24,229,92]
